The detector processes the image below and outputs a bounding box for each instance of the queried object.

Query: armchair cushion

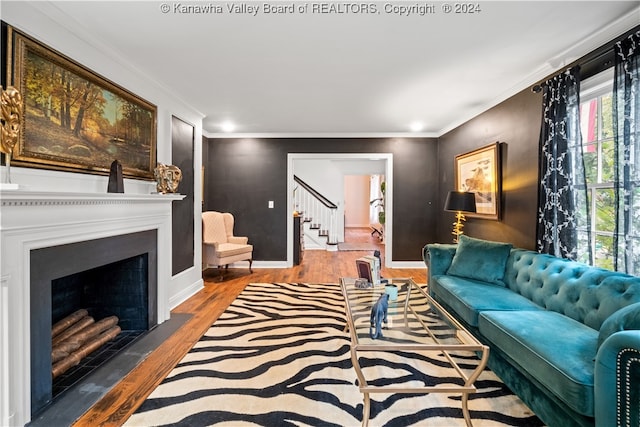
[214,242,253,258]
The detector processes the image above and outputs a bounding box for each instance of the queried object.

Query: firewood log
[53,316,119,348]
[52,316,94,347]
[51,348,69,364]
[51,325,121,379]
[51,341,81,363]
[51,309,89,338]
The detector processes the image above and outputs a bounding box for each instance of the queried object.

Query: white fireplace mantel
[0,190,184,426]
[1,189,184,204]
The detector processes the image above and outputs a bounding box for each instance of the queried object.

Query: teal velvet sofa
[423,236,640,427]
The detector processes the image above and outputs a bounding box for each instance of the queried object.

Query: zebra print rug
[125,283,542,426]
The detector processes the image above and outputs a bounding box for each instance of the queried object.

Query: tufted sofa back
[503,249,640,330]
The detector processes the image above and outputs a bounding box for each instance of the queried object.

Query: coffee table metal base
[340,277,489,427]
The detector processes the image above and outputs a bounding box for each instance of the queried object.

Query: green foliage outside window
[580,92,618,270]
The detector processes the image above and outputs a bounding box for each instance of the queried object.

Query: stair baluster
[293,175,339,251]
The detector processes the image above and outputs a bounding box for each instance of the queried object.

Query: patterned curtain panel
[613,31,640,275]
[536,67,591,261]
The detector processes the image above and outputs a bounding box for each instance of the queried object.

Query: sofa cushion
[598,302,640,349]
[432,275,542,327]
[479,310,598,416]
[447,235,513,285]
[424,243,457,277]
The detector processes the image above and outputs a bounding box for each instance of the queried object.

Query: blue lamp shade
[444,191,477,213]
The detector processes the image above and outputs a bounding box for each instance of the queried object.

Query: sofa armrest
[423,243,457,278]
[228,236,248,245]
[595,330,640,427]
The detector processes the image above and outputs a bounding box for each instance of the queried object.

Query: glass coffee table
[340,277,489,427]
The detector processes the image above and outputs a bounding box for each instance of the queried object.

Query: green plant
[378,211,386,225]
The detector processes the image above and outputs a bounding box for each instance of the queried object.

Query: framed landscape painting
[7,26,157,179]
[454,142,501,220]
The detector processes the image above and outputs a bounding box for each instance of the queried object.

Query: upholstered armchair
[202,211,253,279]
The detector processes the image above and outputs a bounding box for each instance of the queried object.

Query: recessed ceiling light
[221,121,236,132]
[410,121,424,132]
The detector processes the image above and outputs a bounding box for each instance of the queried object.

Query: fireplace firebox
[30,230,157,417]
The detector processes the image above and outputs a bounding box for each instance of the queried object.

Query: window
[541,34,639,275]
[578,69,615,269]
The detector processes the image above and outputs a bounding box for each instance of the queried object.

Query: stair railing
[293,175,338,246]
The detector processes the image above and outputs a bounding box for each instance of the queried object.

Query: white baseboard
[216,259,424,270]
[169,278,204,310]
[221,260,290,269]
[387,261,425,269]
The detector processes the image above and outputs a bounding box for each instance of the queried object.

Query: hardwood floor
[73,232,427,426]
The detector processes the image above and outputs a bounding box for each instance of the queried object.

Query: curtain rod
[531,25,640,93]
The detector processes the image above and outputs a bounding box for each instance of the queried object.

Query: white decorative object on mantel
[0,182,20,190]
[0,190,184,426]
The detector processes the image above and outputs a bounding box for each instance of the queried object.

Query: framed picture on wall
[7,26,157,179]
[454,142,501,220]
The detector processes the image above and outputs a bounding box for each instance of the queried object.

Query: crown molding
[13,1,205,120]
[203,131,439,139]
[437,6,640,137]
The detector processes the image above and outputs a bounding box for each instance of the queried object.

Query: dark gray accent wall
[204,89,544,259]
[436,88,543,249]
[204,138,439,262]
[432,27,639,250]
[171,116,195,275]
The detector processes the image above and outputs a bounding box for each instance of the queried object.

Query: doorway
[343,174,385,247]
[287,153,393,267]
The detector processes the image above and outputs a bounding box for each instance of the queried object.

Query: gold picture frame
[6,26,157,179]
[455,142,501,220]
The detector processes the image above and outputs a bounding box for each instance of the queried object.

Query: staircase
[293,175,338,251]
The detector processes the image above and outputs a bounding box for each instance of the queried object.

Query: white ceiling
[9,1,640,137]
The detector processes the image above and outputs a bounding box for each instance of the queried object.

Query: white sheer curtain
[370,174,384,224]
[612,30,640,274]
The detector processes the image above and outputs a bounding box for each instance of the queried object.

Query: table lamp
[444,191,477,243]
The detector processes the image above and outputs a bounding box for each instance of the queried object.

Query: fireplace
[0,190,182,426]
[30,230,157,416]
